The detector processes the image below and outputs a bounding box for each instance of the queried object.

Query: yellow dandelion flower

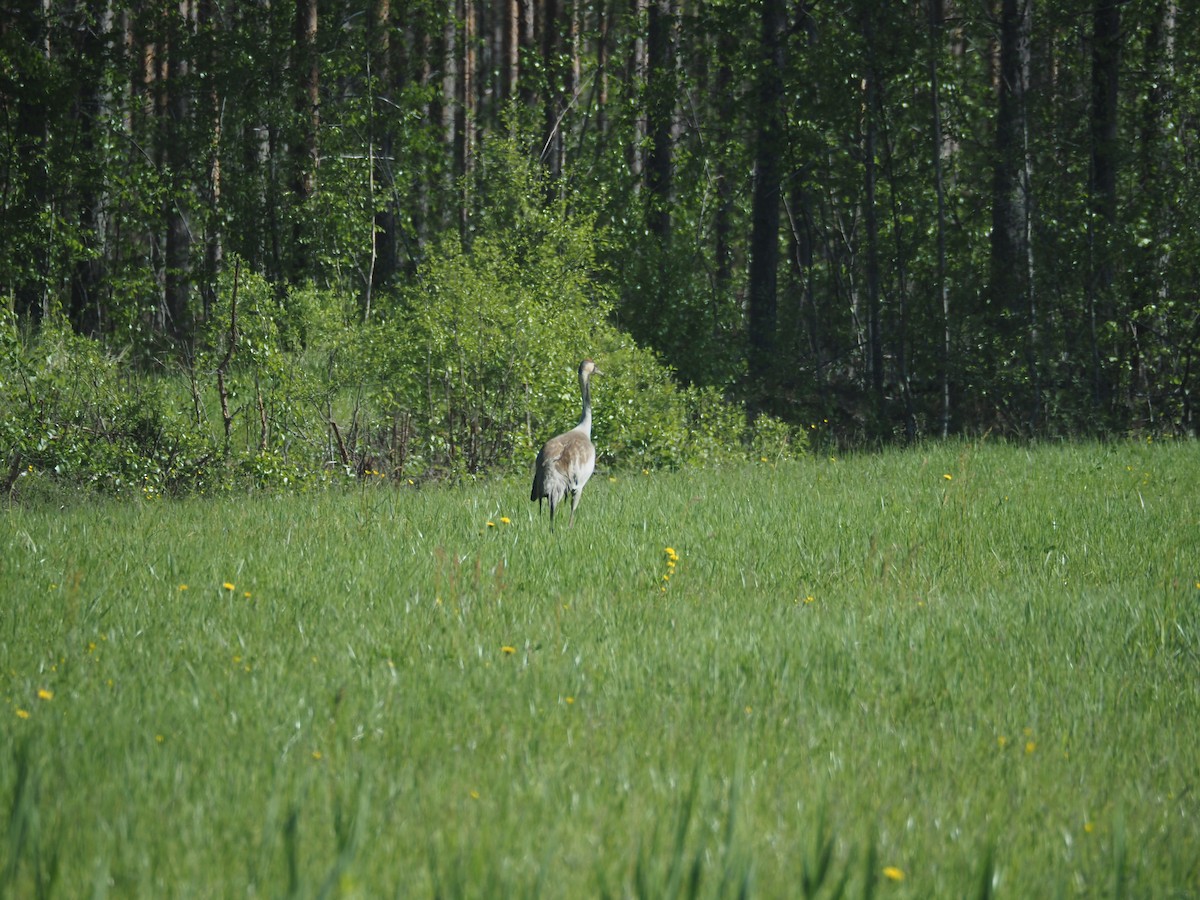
[486,521,496,528]
[155,734,165,744]
[803,595,815,604]
[997,735,1008,749]
[243,591,252,599]
[223,582,235,591]
[1025,741,1037,754]
[469,790,480,800]
[883,866,905,882]
[312,750,323,761]
[501,646,516,655]
[565,696,575,704]
[16,708,30,719]
[943,473,953,481]
[499,517,511,524]
[37,688,53,701]
[1084,821,1095,834]
[178,584,188,591]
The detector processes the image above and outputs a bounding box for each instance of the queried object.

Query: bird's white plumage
[531,359,599,529]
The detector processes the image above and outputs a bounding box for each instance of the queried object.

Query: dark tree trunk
[542,0,564,180]
[989,0,1037,427]
[1088,0,1121,413]
[70,0,112,336]
[164,1,194,341]
[459,0,475,236]
[645,0,675,244]
[747,0,785,412]
[290,0,319,283]
[928,0,951,436]
[198,0,222,325]
[858,6,885,427]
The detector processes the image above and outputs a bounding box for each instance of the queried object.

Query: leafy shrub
[1,307,214,498]
[2,141,805,498]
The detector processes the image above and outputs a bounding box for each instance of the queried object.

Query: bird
[531,359,600,529]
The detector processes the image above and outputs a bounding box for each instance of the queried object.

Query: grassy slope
[1,440,1197,897]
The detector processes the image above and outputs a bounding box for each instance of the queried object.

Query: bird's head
[580,358,602,379]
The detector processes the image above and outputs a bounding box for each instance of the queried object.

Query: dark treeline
[1,0,1196,440]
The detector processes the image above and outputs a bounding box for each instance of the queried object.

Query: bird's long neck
[576,370,592,437]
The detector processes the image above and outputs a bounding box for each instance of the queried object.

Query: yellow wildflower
[883,866,905,882]
[16,709,30,719]
[37,688,53,701]
[501,646,516,655]
[499,517,511,524]
[223,582,235,591]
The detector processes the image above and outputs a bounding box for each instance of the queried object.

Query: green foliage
[3,155,797,498]
[328,139,800,479]
[0,306,212,498]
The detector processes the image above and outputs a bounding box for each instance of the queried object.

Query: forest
[1,0,1197,491]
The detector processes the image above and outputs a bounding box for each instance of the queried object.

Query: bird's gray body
[531,359,598,528]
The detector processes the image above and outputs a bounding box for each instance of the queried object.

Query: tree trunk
[1088,0,1120,415]
[459,0,475,237]
[367,0,395,314]
[989,0,1037,428]
[69,0,112,336]
[928,0,951,437]
[747,0,785,413]
[858,6,885,427]
[164,1,194,341]
[503,0,519,103]
[291,0,319,283]
[645,0,675,244]
[627,0,646,184]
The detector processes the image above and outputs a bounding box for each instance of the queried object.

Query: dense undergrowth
[2,151,804,501]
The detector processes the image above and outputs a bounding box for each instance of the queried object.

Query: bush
[2,141,805,498]
[1,306,214,498]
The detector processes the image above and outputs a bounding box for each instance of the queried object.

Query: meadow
[1,439,1197,898]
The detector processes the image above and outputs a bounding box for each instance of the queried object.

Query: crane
[531,359,600,529]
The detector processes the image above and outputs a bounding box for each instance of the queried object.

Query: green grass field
[2,440,1198,898]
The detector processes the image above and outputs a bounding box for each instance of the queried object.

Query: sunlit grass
[2,439,1198,897]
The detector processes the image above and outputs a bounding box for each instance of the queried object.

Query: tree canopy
[2,0,1196,443]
